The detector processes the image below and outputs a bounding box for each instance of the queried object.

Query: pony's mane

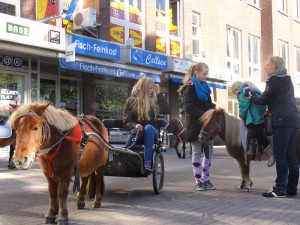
[201,108,242,149]
[8,103,78,132]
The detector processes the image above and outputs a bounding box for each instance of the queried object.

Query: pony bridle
[199,115,222,143]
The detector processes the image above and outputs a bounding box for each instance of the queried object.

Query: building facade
[0,0,300,128]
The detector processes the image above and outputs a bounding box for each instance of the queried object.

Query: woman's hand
[154,84,160,95]
[135,124,143,131]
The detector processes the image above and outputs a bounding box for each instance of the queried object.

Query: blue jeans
[124,125,158,161]
[144,125,158,161]
[272,126,299,194]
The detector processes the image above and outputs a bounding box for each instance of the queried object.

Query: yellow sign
[110,23,125,44]
[170,40,180,57]
[156,36,166,53]
[129,29,142,48]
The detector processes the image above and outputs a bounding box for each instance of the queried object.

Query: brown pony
[164,118,191,159]
[198,108,300,191]
[7,103,109,225]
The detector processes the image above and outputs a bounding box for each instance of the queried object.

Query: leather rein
[199,115,222,142]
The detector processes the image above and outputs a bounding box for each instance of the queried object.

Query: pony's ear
[31,103,50,116]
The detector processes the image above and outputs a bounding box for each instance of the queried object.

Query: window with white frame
[227,27,241,79]
[278,0,287,13]
[247,0,259,7]
[192,12,201,56]
[248,35,260,80]
[0,0,20,16]
[169,0,180,37]
[295,47,300,96]
[279,40,288,66]
[295,0,300,20]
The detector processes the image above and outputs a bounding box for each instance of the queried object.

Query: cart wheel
[152,151,164,194]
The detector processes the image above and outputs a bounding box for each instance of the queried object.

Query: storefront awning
[59,59,161,83]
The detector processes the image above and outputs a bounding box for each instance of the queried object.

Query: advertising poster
[156,36,166,53]
[129,28,142,48]
[110,23,125,44]
[129,0,142,25]
[156,0,166,32]
[110,0,125,20]
[169,8,178,36]
[36,0,60,21]
[170,39,180,57]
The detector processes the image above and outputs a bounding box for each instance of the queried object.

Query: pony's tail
[87,172,96,200]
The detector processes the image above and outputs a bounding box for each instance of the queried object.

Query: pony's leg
[44,176,59,224]
[236,157,252,191]
[93,168,105,208]
[56,178,72,225]
[174,137,182,159]
[76,176,89,209]
[182,142,186,159]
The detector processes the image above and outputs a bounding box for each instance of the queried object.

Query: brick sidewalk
[0,146,299,225]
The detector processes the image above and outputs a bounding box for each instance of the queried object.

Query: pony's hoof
[77,202,85,209]
[45,216,56,224]
[93,202,101,208]
[243,187,250,192]
[177,152,182,159]
[57,219,68,225]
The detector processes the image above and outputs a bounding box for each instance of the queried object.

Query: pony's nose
[14,156,29,165]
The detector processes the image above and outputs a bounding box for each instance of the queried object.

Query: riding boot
[264,145,275,167]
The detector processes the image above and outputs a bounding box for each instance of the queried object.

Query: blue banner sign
[59,59,160,82]
[130,48,168,70]
[71,35,121,61]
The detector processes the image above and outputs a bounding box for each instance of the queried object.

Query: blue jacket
[237,83,266,126]
[250,73,300,128]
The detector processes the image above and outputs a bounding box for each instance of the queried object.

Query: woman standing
[123,77,170,170]
[179,62,216,191]
[249,56,300,197]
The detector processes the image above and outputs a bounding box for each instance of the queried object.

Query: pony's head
[199,108,224,143]
[7,103,77,170]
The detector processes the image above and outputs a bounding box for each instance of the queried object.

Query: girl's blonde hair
[130,77,158,120]
[178,62,209,93]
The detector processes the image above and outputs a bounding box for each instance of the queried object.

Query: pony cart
[101,118,167,194]
[1,103,167,225]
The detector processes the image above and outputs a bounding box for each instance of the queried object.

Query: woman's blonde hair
[268,56,287,74]
[178,62,208,92]
[130,77,158,120]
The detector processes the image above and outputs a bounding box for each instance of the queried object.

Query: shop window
[40,61,58,75]
[0,73,24,118]
[31,73,38,102]
[60,79,81,115]
[248,35,260,80]
[227,27,241,80]
[96,84,128,119]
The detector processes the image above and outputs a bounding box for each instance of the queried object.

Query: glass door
[40,78,57,106]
